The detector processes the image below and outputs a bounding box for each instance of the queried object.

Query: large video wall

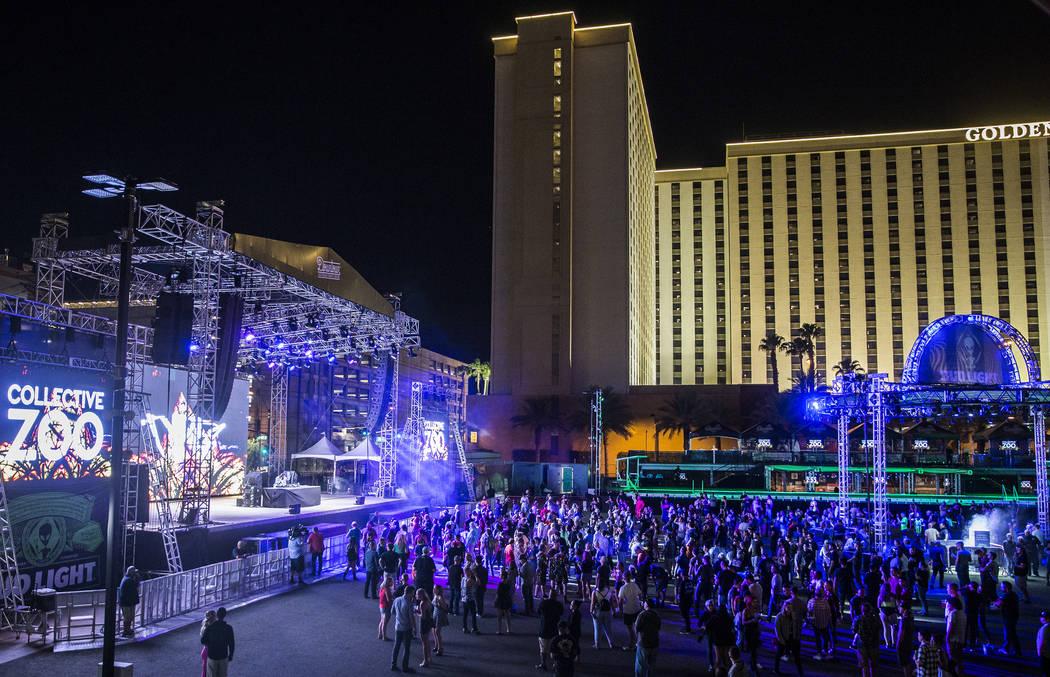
[139,365,249,498]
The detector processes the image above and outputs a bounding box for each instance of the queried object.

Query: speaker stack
[152,291,194,366]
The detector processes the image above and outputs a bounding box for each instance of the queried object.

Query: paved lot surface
[4,568,1046,677]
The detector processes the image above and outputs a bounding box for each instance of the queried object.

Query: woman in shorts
[378,575,394,640]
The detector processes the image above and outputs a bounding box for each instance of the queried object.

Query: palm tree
[798,323,821,377]
[782,337,808,378]
[465,358,484,395]
[790,369,829,394]
[832,357,864,379]
[654,391,702,450]
[510,396,561,452]
[479,362,491,395]
[758,330,786,391]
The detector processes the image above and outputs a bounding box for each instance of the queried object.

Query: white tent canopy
[290,435,354,463]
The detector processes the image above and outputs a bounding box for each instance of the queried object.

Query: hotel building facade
[493,12,1050,393]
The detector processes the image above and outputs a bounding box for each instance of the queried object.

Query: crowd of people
[305,492,1050,676]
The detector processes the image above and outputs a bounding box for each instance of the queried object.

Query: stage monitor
[420,419,448,462]
[0,363,111,482]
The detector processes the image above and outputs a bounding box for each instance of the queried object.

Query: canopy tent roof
[690,421,741,439]
[976,419,1035,440]
[291,435,355,463]
[344,437,382,462]
[903,420,959,440]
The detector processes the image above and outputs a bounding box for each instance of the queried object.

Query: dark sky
[2,3,1049,363]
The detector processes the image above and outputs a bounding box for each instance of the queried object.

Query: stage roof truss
[32,202,420,364]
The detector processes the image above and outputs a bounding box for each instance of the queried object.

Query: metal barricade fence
[52,531,352,645]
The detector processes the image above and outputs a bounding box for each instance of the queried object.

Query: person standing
[495,568,514,634]
[118,566,140,638]
[634,598,661,677]
[379,576,394,641]
[618,571,643,651]
[852,602,881,677]
[344,521,362,581]
[307,527,325,577]
[289,528,306,585]
[462,568,480,634]
[773,601,802,676]
[896,604,915,676]
[364,541,381,598]
[945,596,966,677]
[391,585,416,672]
[474,560,489,617]
[807,587,833,658]
[537,588,565,671]
[447,556,464,616]
[413,546,436,597]
[913,628,940,677]
[519,555,537,616]
[550,621,580,677]
[955,542,972,588]
[993,580,1022,657]
[200,607,235,677]
[199,610,216,677]
[1013,545,1031,604]
[590,579,616,649]
[1036,609,1050,677]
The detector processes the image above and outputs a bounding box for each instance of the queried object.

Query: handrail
[52,532,350,645]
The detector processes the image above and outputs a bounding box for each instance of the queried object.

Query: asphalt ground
[4,566,1047,677]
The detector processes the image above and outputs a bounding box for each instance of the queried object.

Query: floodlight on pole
[82,172,177,677]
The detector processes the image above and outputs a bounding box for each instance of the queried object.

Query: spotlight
[267,361,276,369]
[306,349,314,359]
[288,318,298,332]
[307,313,318,329]
[189,341,200,353]
[243,328,256,343]
[328,355,336,364]
[289,364,297,372]
[339,325,350,339]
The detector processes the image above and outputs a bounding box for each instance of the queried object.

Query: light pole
[82,173,177,677]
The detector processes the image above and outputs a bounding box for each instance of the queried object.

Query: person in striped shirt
[807,588,834,659]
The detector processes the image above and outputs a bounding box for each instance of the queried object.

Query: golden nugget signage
[965,122,1050,142]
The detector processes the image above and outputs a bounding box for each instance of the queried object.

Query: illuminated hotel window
[553,59,562,77]
[553,95,562,115]
[553,167,561,183]
[553,149,561,166]
[553,129,561,147]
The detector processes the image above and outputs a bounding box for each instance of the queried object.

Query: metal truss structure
[816,374,1050,538]
[401,382,425,484]
[31,201,420,523]
[0,474,23,631]
[375,356,399,498]
[590,390,603,495]
[867,375,888,552]
[447,394,475,502]
[269,364,288,475]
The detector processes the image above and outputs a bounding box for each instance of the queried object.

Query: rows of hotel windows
[552,47,563,386]
[654,179,727,385]
[659,138,1045,385]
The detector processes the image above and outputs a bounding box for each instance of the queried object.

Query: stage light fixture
[306,349,314,359]
[339,325,350,338]
[288,318,298,332]
[243,328,256,343]
[189,341,200,353]
[328,355,336,364]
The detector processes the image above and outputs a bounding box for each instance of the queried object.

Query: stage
[132,492,424,571]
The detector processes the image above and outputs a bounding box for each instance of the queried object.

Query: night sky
[2,3,1049,363]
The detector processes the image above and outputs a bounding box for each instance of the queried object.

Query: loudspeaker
[288,504,301,514]
[354,495,365,505]
[8,316,21,335]
[152,291,194,366]
[126,463,150,523]
[65,326,76,343]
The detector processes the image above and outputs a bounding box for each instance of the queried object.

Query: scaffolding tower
[590,389,603,495]
[0,474,23,631]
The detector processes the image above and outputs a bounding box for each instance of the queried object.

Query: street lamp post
[82,173,177,677]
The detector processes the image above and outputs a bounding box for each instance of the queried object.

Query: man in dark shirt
[993,581,1022,657]
[379,543,400,579]
[118,566,140,638]
[955,542,972,587]
[536,589,565,671]
[447,556,464,615]
[363,541,381,598]
[201,607,235,677]
[635,598,662,677]
[549,621,579,677]
[706,603,735,673]
[412,546,436,596]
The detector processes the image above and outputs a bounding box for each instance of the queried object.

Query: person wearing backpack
[590,578,616,649]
